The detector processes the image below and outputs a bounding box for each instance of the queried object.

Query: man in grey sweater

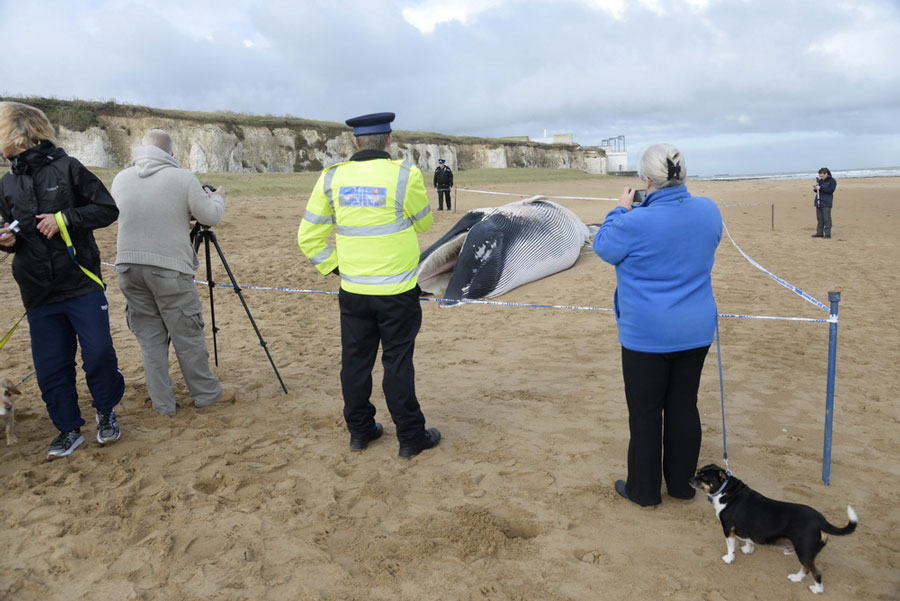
[112,129,235,415]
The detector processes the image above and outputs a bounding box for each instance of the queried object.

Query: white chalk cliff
[53,113,607,174]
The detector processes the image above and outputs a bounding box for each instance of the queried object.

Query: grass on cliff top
[86,167,607,199]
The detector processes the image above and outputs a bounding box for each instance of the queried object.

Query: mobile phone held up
[632,189,646,206]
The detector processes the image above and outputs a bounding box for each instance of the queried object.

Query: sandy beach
[1,174,898,601]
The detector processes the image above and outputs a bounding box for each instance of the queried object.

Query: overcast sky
[2,0,898,175]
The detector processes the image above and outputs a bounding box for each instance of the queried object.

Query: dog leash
[715,315,732,477]
[53,212,106,290]
[0,314,25,351]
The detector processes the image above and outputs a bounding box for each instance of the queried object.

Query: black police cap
[345,112,395,136]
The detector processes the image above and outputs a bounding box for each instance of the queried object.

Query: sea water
[696,167,900,182]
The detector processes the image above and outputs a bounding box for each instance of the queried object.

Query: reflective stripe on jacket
[298,155,433,295]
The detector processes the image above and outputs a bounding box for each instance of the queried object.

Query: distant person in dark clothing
[812,168,837,238]
[433,158,453,210]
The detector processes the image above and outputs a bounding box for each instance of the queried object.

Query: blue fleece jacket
[593,185,722,353]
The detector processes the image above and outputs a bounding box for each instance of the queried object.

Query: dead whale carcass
[418,196,591,306]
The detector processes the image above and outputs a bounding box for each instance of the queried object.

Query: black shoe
[349,422,383,451]
[811,233,823,238]
[614,479,658,508]
[824,234,831,238]
[47,430,85,458]
[398,427,441,459]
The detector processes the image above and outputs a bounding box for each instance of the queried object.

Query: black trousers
[339,287,426,445]
[437,188,451,210]
[621,344,710,506]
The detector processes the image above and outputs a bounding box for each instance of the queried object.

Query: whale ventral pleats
[417,196,589,305]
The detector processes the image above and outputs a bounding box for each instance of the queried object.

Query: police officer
[298,112,441,459]
[433,158,453,210]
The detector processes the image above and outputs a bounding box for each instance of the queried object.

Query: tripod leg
[197,232,220,366]
[206,230,288,394]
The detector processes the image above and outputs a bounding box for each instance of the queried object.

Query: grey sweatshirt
[112,145,224,274]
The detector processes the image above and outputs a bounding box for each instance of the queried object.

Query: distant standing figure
[593,143,722,507]
[433,158,453,210]
[812,167,837,238]
[0,101,125,458]
[111,129,236,415]
[297,112,440,459]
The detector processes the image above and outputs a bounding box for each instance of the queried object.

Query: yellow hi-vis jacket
[298,156,433,295]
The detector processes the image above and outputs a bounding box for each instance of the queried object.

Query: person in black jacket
[0,101,125,458]
[812,167,837,238]
[433,158,453,210]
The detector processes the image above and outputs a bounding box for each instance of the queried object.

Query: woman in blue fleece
[594,143,722,507]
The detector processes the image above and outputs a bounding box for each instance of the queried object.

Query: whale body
[418,196,591,306]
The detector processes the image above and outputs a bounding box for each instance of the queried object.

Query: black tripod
[191,223,288,394]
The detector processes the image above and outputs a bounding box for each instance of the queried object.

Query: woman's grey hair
[639,143,687,189]
[142,129,174,154]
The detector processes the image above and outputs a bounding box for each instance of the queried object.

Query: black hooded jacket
[0,142,119,309]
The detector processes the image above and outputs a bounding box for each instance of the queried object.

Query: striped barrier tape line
[97,263,831,323]
[184,276,829,322]
[720,220,829,311]
[456,188,768,208]
[454,187,619,202]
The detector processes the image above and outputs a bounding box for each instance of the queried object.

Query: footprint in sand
[480,469,556,491]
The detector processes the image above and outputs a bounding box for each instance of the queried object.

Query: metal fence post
[822,290,841,485]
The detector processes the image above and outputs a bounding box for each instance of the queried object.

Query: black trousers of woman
[621,344,711,506]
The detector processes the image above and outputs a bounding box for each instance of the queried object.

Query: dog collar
[706,478,729,504]
[711,479,729,496]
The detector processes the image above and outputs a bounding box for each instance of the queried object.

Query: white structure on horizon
[529,129,575,145]
[600,135,629,173]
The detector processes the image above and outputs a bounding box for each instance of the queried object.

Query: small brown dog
[1,378,21,445]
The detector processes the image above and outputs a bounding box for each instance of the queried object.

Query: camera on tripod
[190,184,218,238]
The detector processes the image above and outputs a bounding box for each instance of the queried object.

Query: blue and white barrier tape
[456,188,766,208]
[186,277,826,322]
[100,208,833,324]
[455,187,618,202]
[721,221,829,311]
[717,202,768,208]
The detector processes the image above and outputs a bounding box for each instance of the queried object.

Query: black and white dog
[690,464,857,594]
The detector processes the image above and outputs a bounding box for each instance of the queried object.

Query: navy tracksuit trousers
[26,290,124,432]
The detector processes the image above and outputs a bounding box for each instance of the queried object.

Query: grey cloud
[1,0,898,174]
